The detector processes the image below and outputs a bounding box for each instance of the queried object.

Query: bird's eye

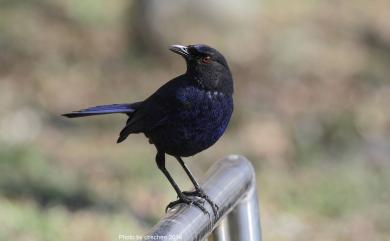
[201,56,212,64]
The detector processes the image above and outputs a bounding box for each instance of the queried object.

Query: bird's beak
[169,45,190,59]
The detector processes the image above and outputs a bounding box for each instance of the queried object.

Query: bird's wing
[117,76,188,143]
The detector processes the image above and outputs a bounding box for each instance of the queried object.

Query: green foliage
[0,144,96,210]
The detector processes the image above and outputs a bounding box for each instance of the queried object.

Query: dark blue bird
[63,44,234,216]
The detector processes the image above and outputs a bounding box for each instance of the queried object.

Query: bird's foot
[182,188,219,218]
[166,194,209,216]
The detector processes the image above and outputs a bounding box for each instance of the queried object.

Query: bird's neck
[186,71,234,96]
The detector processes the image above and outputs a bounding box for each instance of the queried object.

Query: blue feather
[63,103,137,118]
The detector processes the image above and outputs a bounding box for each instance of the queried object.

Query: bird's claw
[182,189,219,218]
[166,195,209,216]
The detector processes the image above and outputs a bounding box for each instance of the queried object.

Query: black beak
[169,45,190,59]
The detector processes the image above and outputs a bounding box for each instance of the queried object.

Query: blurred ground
[0,0,389,240]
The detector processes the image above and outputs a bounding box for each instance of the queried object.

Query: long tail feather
[62,103,136,118]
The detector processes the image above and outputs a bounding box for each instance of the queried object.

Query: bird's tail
[62,103,139,118]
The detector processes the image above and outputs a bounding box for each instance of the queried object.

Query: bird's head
[169,44,233,95]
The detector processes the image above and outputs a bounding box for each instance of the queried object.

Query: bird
[63,44,234,217]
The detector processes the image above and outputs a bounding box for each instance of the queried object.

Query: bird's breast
[149,86,233,156]
[175,87,233,126]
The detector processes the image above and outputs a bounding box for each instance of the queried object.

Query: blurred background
[0,0,389,240]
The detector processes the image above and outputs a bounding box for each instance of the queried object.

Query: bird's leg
[155,152,208,215]
[175,156,219,217]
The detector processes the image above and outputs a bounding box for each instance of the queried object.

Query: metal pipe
[144,155,261,241]
[211,218,230,241]
[228,186,262,241]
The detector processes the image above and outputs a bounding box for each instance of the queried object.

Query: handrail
[144,155,262,241]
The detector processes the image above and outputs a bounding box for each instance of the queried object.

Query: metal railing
[145,155,262,241]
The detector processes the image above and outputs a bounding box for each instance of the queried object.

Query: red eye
[201,56,212,64]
